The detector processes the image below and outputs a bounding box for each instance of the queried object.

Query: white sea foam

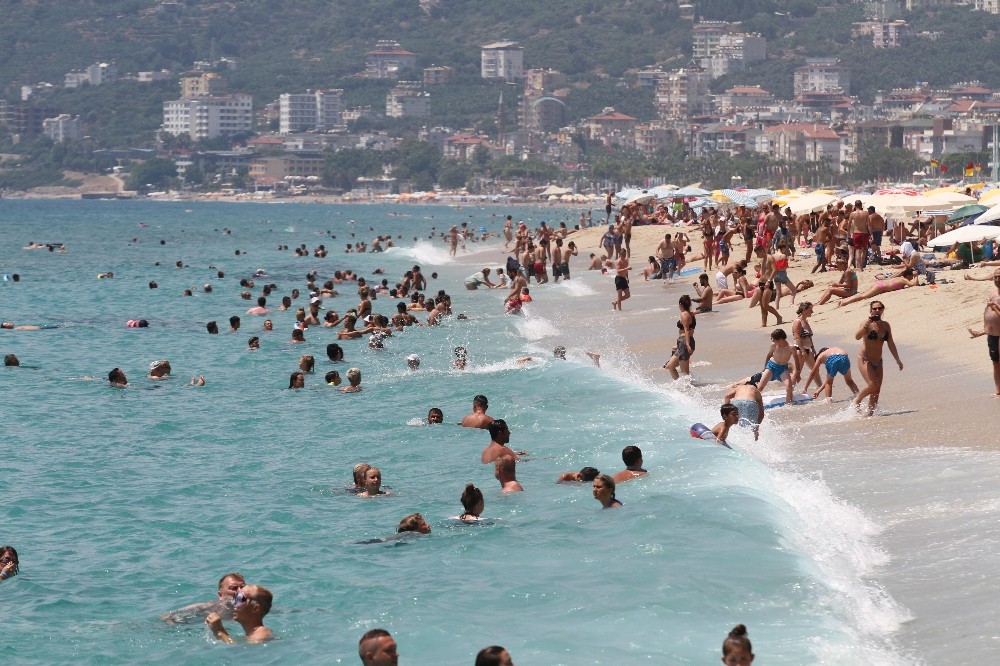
[386,241,454,266]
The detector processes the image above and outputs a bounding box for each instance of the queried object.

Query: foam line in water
[385,241,454,266]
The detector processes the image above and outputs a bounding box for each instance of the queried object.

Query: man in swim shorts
[724,382,765,441]
[848,200,871,270]
[967,269,1000,396]
[804,346,860,399]
[612,253,630,311]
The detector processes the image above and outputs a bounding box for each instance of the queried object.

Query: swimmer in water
[161,572,245,624]
[612,445,647,483]
[557,466,600,483]
[357,466,388,497]
[108,368,127,387]
[205,584,274,644]
[396,513,431,534]
[426,407,443,424]
[721,624,755,666]
[593,474,622,508]
[459,483,484,521]
[148,360,171,379]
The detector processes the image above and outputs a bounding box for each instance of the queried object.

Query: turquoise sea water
[1,200,909,664]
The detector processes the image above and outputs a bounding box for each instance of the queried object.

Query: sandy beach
[535,219,1000,661]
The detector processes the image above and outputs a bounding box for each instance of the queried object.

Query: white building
[279,90,344,134]
[43,114,81,143]
[481,41,524,80]
[162,93,253,141]
[386,84,430,118]
[975,0,1000,12]
[86,63,117,86]
[794,58,851,96]
[365,41,417,79]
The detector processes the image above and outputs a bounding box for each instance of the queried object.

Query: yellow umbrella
[922,186,959,197]
[979,189,1000,205]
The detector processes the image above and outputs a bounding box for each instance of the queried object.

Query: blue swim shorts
[824,353,850,377]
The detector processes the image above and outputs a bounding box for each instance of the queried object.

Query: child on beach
[755,328,798,406]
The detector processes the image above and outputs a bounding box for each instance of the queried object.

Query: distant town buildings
[278,90,344,134]
[162,93,253,140]
[365,41,417,79]
[481,41,524,80]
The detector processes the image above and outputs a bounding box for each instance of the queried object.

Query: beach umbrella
[671,186,711,197]
[623,191,655,206]
[786,192,839,215]
[873,187,920,196]
[649,184,679,199]
[947,204,989,223]
[713,189,757,206]
[978,189,1000,205]
[923,191,977,207]
[974,204,1000,225]
[611,188,645,206]
[927,224,1000,247]
[744,188,776,202]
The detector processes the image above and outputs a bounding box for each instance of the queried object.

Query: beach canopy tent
[927,224,1000,248]
[539,185,573,197]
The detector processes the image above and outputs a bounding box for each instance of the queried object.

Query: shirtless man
[505,269,527,315]
[612,253,630,311]
[605,190,614,223]
[622,214,633,258]
[161,573,245,624]
[206,584,273,644]
[848,200,871,270]
[764,203,782,251]
[656,233,674,283]
[671,233,688,279]
[552,238,564,283]
[867,206,885,265]
[461,394,494,429]
[494,455,524,492]
[612,445,648,483]
[723,381,765,441]
[533,241,548,285]
[481,419,521,464]
[588,253,604,270]
[715,258,745,291]
[968,269,1000,396]
[811,221,831,274]
[520,243,535,285]
[692,273,714,313]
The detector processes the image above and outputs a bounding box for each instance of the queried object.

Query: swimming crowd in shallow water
[1,216,780,661]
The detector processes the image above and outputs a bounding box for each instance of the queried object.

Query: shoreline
[510,219,1000,662]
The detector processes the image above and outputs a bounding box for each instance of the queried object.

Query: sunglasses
[0,557,15,564]
[234,591,252,607]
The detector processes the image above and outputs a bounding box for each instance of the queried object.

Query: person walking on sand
[848,200,871,270]
[967,269,1000,396]
[612,253,630,311]
[853,300,903,416]
[664,294,696,379]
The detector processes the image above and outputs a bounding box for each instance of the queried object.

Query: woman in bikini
[701,217,716,272]
[716,266,752,304]
[816,255,859,305]
[792,302,821,392]
[664,294,696,380]
[836,268,919,307]
[853,300,903,416]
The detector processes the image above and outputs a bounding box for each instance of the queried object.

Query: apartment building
[162,93,253,140]
[365,41,417,79]
[278,90,344,134]
[481,41,524,80]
